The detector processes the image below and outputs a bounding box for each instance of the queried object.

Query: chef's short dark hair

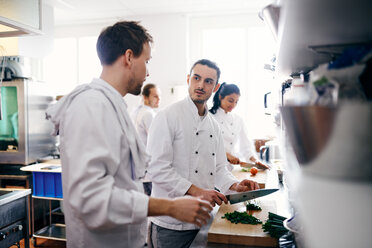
[96,21,153,65]
[142,83,156,97]
[190,59,221,83]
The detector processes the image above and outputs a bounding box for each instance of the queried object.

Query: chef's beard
[128,78,144,96]
[191,97,207,104]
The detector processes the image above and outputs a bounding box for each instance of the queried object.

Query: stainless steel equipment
[0,78,56,164]
[281,103,372,181]
[0,188,31,248]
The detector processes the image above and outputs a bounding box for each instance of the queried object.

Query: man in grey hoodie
[46,21,212,248]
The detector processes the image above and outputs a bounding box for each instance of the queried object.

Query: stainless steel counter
[0,188,31,206]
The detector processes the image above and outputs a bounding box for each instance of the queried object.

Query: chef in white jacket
[45,21,212,248]
[132,83,160,146]
[132,83,160,195]
[147,59,260,248]
[209,82,269,170]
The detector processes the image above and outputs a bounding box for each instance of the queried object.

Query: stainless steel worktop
[0,188,31,206]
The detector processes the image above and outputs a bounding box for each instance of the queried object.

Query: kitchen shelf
[33,223,66,241]
[22,162,66,245]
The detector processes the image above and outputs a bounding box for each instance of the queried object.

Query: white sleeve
[236,116,257,161]
[215,127,239,193]
[146,111,192,198]
[141,111,154,134]
[62,94,148,231]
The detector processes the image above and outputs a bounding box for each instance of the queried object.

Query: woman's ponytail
[209,82,226,114]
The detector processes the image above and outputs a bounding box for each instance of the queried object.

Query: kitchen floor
[11,238,66,248]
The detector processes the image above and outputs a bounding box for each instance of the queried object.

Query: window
[189,14,276,138]
[43,36,101,96]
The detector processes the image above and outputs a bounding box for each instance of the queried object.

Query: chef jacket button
[231,123,233,126]
[230,142,233,145]
[210,135,213,138]
[222,131,224,134]
[196,132,199,135]
[195,170,198,173]
[212,153,215,156]
[195,151,198,154]
[210,172,213,175]
[232,133,234,135]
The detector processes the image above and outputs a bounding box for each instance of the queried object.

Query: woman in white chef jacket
[209,82,269,170]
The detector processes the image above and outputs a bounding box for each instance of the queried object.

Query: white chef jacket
[212,107,257,162]
[147,95,239,231]
[46,78,149,248]
[131,104,156,146]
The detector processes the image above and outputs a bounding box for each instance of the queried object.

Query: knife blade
[239,161,255,168]
[226,188,279,204]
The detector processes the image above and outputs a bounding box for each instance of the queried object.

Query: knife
[226,188,279,204]
[239,161,255,168]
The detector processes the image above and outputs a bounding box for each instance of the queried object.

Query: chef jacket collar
[217,107,230,116]
[186,94,209,122]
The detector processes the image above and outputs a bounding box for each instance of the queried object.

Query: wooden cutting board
[208,200,278,247]
[232,166,269,189]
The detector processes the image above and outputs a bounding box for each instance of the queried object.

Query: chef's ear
[213,83,220,93]
[187,74,190,86]
[123,49,133,67]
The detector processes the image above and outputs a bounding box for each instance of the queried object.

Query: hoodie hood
[45,78,149,180]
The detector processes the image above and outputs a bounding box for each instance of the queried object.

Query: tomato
[250,167,258,176]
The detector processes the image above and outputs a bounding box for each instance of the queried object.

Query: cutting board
[208,200,278,247]
[232,166,269,189]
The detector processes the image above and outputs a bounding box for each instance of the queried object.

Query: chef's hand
[229,179,260,192]
[187,184,228,207]
[148,196,212,228]
[250,156,270,170]
[170,196,213,227]
[255,161,270,170]
[227,152,240,164]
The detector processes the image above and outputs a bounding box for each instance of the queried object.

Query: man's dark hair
[189,59,221,83]
[96,21,153,65]
[142,83,156,97]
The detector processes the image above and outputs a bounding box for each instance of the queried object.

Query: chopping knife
[239,161,255,168]
[226,188,279,204]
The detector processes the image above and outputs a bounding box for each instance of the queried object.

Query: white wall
[54,14,190,113]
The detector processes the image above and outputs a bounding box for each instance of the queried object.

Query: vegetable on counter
[246,200,262,211]
[262,212,288,239]
[222,211,262,225]
[250,167,258,176]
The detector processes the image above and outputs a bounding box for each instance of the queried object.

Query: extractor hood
[0,0,42,37]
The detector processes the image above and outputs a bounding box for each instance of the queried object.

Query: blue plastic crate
[32,172,63,198]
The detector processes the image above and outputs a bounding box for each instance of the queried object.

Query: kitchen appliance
[0,188,30,248]
[280,103,372,181]
[259,4,280,41]
[226,188,279,204]
[0,57,56,165]
[259,140,282,163]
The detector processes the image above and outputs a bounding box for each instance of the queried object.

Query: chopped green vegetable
[268,212,287,221]
[262,212,288,239]
[241,168,249,172]
[222,211,262,225]
[246,200,262,211]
